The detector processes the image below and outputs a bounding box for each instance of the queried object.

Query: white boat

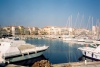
[0,38,49,65]
[84,39,93,43]
[77,37,93,43]
[78,44,100,60]
[0,37,26,46]
[93,40,100,44]
[62,35,76,41]
[77,38,85,42]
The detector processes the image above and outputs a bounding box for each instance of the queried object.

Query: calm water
[25,38,83,64]
[9,38,97,66]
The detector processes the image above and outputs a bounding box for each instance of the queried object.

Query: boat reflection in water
[10,55,47,66]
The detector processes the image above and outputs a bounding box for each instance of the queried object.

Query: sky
[0,0,100,28]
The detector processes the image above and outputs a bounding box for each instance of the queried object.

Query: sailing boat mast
[92,17,93,36]
[80,15,84,29]
[96,19,99,39]
[68,15,72,36]
[75,12,79,29]
[87,16,91,30]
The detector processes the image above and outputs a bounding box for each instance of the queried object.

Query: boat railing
[5,51,20,57]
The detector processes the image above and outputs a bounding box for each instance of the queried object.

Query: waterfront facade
[0,25,100,37]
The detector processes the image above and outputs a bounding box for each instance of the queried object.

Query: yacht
[77,37,93,43]
[78,44,100,60]
[0,37,49,65]
[62,35,77,41]
[93,39,100,44]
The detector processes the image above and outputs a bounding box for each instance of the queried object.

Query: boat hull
[81,50,100,60]
[5,50,46,63]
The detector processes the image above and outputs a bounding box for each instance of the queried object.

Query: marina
[0,0,100,66]
[26,37,100,63]
[0,36,100,66]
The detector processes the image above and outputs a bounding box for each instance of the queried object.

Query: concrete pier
[5,64,28,67]
[52,61,100,67]
[4,61,100,67]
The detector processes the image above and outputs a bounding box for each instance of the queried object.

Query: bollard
[85,60,87,65]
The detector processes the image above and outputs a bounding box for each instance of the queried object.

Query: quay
[4,61,100,67]
[53,61,100,67]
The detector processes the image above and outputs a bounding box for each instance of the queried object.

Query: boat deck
[18,44,35,50]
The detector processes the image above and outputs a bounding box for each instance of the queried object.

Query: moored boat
[0,41,49,65]
[78,44,100,60]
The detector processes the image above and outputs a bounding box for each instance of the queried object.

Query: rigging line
[75,12,79,29]
[92,17,93,29]
[81,15,84,29]
[66,16,69,28]
[86,16,91,30]
[96,19,99,37]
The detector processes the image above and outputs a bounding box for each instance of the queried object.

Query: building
[42,26,61,35]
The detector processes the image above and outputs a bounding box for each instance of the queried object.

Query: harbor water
[9,38,98,66]
[25,38,83,64]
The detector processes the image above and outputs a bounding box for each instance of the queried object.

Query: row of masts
[66,13,100,31]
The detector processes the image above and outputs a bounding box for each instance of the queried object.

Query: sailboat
[77,16,93,43]
[93,19,100,44]
[62,15,76,41]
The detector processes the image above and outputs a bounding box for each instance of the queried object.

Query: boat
[77,37,93,43]
[78,44,100,60]
[0,37,26,46]
[0,38,49,65]
[84,39,93,43]
[77,38,85,42]
[62,35,72,41]
[93,39,100,44]
[62,35,77,42]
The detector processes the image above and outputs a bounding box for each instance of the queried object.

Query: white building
[12,26,15,36]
